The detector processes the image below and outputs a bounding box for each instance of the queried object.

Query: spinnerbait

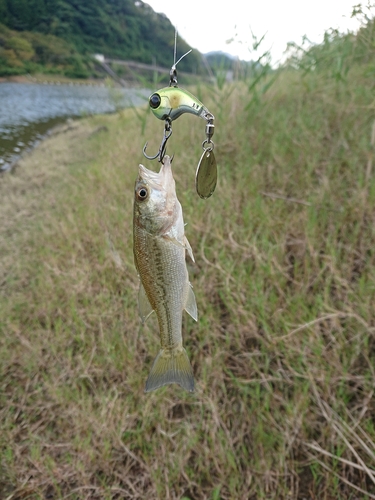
[143,46,217,199]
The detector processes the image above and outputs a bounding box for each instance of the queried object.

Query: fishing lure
[143,45,217,199]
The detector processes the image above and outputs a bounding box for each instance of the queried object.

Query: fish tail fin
[145,348,194,393]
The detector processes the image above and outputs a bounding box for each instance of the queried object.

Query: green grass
[1,16,375,499]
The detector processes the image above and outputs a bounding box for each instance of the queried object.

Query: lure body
[133,155,197,392]
[149,86,211,122]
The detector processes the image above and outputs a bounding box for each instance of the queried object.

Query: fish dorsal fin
[184,283,198,321]
[138,282,154,323]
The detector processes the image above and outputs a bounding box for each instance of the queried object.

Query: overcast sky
[145,1,364,64]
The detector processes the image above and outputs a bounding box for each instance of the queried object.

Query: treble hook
[143,118,172,163]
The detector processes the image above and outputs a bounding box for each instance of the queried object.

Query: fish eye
[149,93,161,109]
[137,187,148,201]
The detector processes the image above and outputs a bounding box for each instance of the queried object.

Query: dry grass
[1,51,375,499]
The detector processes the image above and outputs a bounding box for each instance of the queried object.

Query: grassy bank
[1,26,375,499]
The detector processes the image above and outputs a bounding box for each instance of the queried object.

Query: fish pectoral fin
[138,282,154,323]
[184,235,195,262]
[145,348,194,393]
[162,234,185,248]
[162,234,195,262]
[184,283,198,321]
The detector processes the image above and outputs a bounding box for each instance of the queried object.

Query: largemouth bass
[133,155,197,392]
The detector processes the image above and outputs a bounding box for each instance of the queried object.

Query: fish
[133,155,197,392]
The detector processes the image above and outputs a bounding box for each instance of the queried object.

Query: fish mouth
[138,163,161,186]
[138,156,173,188]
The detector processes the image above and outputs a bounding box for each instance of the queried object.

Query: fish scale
[136,233,185,348]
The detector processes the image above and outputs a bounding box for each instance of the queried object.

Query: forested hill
[0,0,203,75]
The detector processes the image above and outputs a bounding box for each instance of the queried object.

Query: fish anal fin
[138,282,154,323]
[184,283,198,321]
[145,348,194,393]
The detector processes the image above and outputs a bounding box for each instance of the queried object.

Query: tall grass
[1,11,375,499]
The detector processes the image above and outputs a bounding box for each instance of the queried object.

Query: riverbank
[6,116,86,257]
[1,68,375,498]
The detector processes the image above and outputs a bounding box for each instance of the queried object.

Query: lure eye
[149,93,161,109]
[137,187,148,201]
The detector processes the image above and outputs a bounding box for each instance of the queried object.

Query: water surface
[0,82,149,170]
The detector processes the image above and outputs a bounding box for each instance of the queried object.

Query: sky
[145,0,365,64]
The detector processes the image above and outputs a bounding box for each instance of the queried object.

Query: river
[0,82,149,171]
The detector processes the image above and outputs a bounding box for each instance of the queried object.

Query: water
[0,82,149,171]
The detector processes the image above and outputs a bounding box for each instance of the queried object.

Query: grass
[1,16,375,499]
